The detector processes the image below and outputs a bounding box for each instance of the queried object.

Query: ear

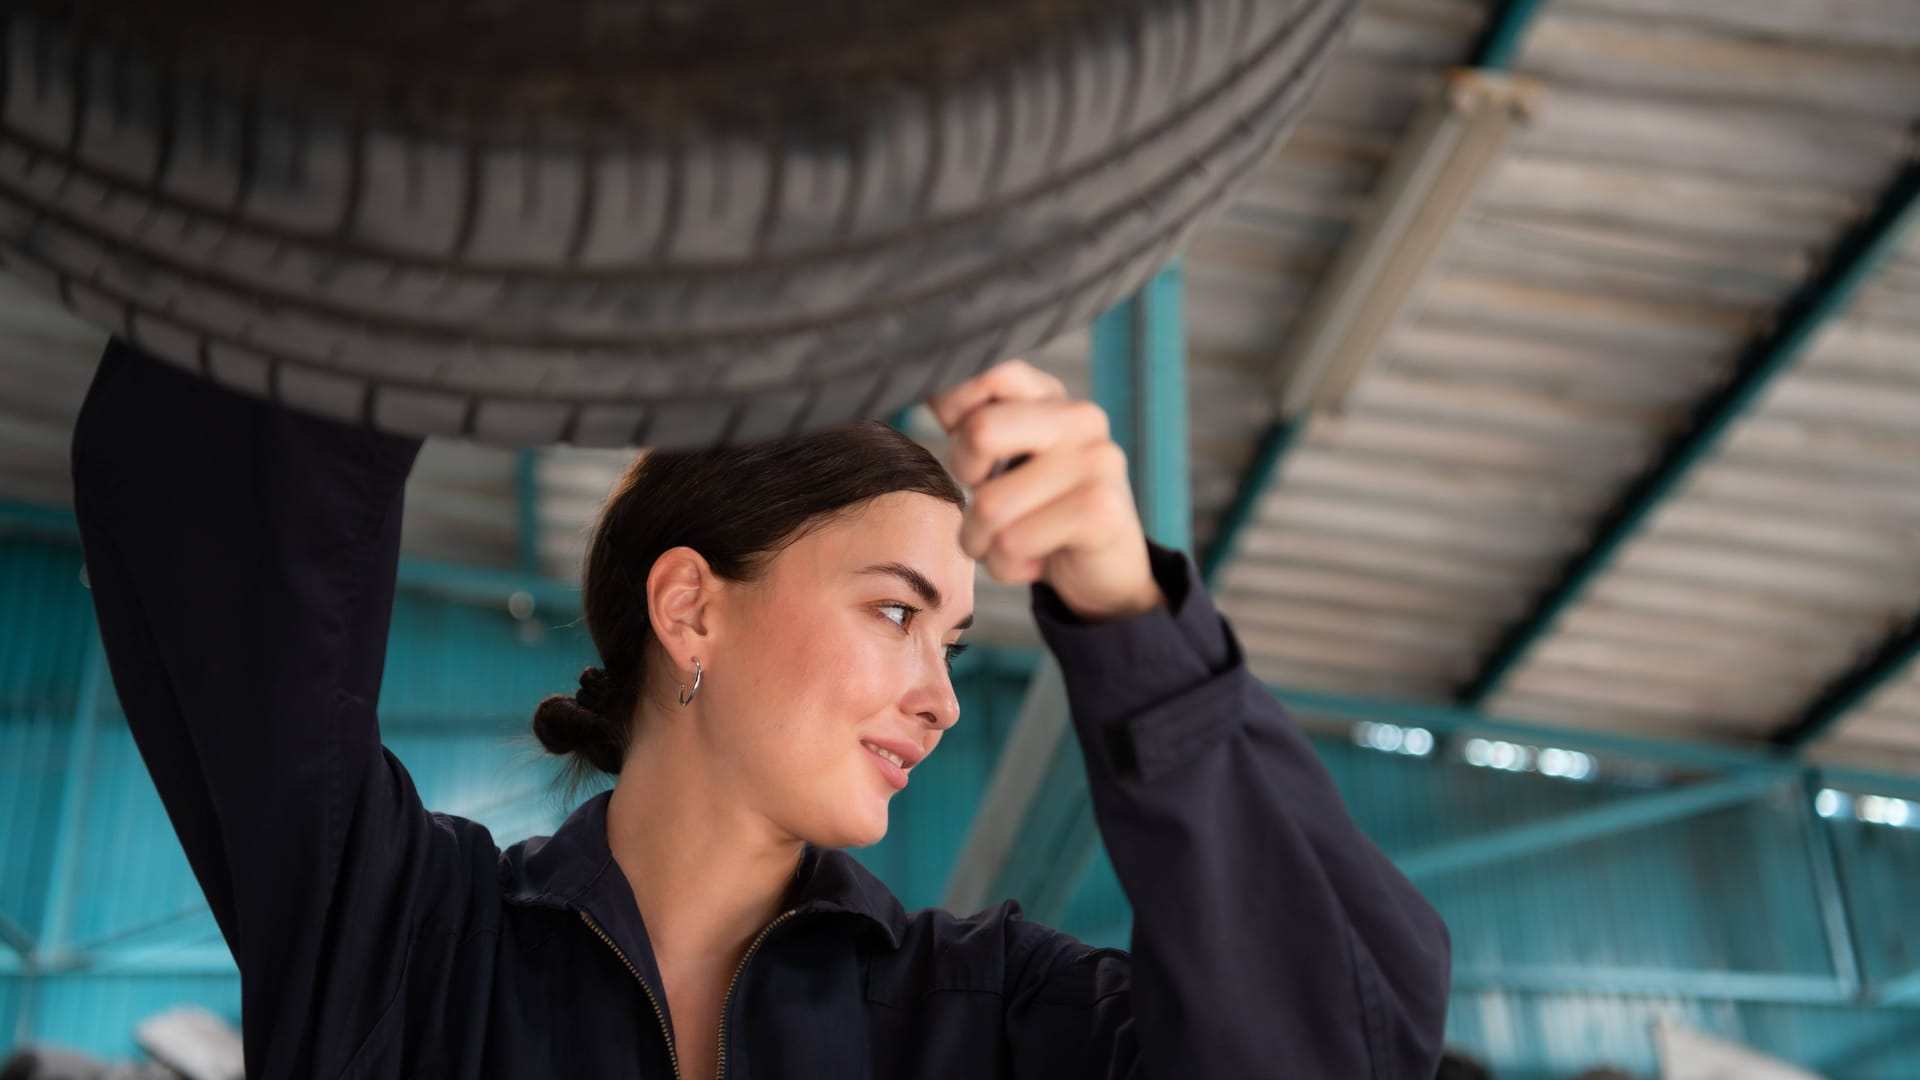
[645,546,718,674]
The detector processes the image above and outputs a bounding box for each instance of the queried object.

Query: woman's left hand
[926,359,1164,622]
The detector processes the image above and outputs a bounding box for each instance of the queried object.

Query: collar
[500,791,909,952]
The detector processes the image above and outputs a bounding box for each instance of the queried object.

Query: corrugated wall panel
[29,976,240,1061]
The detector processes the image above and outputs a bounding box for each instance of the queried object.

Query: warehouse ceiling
[2,0,1918,773]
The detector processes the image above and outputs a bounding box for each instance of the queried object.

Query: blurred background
[3,0,1920,1076]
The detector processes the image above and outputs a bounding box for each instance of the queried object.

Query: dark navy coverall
[71,339,1450,1079]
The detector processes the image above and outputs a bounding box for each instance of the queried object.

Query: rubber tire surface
[0,0,1354,447]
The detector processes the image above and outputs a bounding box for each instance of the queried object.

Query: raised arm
[70,340,502,1076]
[1005,543,1450,1077]
[925,360,1449,1077]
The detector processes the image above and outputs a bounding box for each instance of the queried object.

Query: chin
[825,805,892,850]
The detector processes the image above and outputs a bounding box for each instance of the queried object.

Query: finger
[925,359,1068,433]
[947,398,1110,487]
[980,481,1110,582]
[959,441,1096,558]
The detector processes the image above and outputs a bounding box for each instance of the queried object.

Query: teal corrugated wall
[4,531,1919,1076]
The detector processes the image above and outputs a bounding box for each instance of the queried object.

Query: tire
[0,0,1354,447]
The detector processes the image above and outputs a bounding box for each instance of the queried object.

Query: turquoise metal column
[1799,771,1864,997]
[1089,261,1192,545]
[514,450,541,577]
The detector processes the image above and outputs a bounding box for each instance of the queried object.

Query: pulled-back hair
[532,420,965,785]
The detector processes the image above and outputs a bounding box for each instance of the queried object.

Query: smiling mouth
[862,741,914,791]
[861,741,908,769]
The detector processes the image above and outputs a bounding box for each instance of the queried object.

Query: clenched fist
[927,360,1164,623]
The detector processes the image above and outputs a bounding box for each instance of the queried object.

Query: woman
[72,339,1449,1079]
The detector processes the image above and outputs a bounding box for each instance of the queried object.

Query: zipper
[716,909,799,1080]
[580,911,683,1080]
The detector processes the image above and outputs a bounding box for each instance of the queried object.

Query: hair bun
[532,693,626,775]
[574,665,614,716]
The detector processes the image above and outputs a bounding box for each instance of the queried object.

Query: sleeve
[1003,541,1451,1079]
[69,339,503,1078]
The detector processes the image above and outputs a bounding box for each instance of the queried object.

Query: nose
[905,655,961,733]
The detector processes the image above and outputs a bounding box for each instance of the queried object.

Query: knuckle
[1073,400,1109,439]
[1083,477,1122,516]
[958,408,996,449]
[969,487,1005,529]
[988,526,1028,563]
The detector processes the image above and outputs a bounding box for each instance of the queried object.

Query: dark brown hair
[532,420,965,785]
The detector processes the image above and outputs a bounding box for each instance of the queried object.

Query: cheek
[730,610,899,761]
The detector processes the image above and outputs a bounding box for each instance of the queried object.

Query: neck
[605,702,805,977]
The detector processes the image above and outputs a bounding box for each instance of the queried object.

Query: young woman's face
[704,492,975,849]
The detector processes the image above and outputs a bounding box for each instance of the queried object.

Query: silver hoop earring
[678,658,702,706]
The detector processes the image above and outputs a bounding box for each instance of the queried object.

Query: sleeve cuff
[1030,541,1239,731]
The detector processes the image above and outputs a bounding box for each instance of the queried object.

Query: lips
[860,737,925,792]
[859,736,927,769]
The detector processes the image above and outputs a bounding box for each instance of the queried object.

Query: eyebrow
[858,562,974,631]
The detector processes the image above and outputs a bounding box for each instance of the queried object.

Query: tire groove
[0,1,1330,358]
[986,65,1016,200]
[563,142,597,264]
[914,79,943,218]
[333,108,366,239]
[752,95,786,255]
[450,135,483,257]
[649,102,685,260]
[0,0,1335,281]
[831,120,866,242]
[10,78,1280,421]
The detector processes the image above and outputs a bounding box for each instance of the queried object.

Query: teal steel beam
[0,911,33,957]
[1816,767,1920,805]
[954,645,1920,790]
[1471,0,1551,70]
[1272,683,1801,779]
[1772,612,1920,748]
[514,450,541,577]
[1449,965,1860,1007]
[1393,772,1786,883]
[1463,158,1920,707]
[38,629,108,959]
[0,497,584,616]
[1876,969,1920,1006]
[1799,772,1864,995]
[395,557,581,615]
[1199,413,1305,588]
[0,499,80,541]
[10,945,238,978]
[63,903,219,957]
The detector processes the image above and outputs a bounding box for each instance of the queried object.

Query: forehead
[779,492,973,596]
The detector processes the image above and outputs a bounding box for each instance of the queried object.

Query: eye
[943,642,970,670]
[878,602,915,630]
